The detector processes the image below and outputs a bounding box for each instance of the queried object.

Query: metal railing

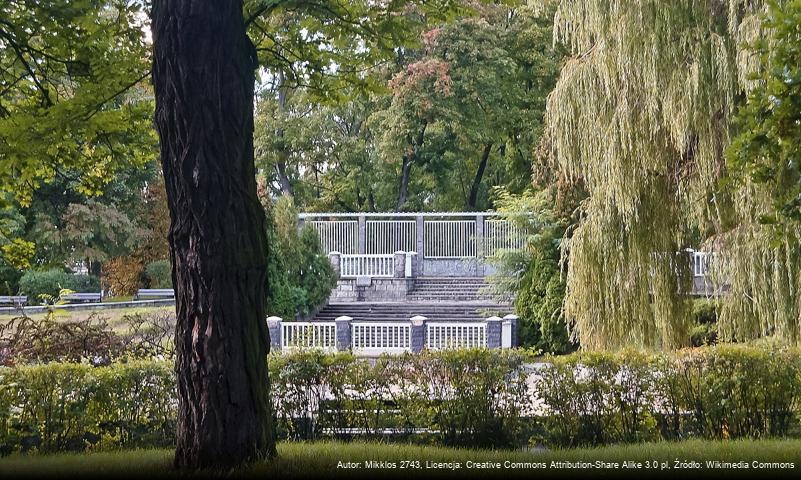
[301,212,523,260]
[340,254,395,278]
[281,322,337,351]
[424,220,476,258]
[485,219,525,256]
[307,220,358,254]
[426,322,487,350]
[690,250,712,277]
[351,322,411,355]
[366,220,416,254]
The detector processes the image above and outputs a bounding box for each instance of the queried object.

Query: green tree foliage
[255,89,376,207]
[0,0,156,206]
[18,268,99,303]
[714,0,801,343]
[728,1,801,225]
[144,260,172,289]
[488,187,577,354]
[245,0,467,100]
[264,195,336,318]
[253,2,562,213]
[373,2,562,211]
[545,0,778,349]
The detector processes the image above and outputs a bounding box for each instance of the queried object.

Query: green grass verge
[1,439,799,478]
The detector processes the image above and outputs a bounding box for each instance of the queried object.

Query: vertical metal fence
[484,219,526,257]
[424,220,477,258]
[282,322,337,351]
[426,322,487,350]
[307,220,358,254]
[340,254,395,278]
[366,220,416,254]
[351,322,411,355]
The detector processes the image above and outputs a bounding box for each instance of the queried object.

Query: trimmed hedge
[537,346,801,446]
[0,361,175,454]
[1,346,801,454]
[269,349,531,447]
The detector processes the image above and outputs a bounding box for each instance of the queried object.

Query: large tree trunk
[467,143,493,211]
[151,0,275,470]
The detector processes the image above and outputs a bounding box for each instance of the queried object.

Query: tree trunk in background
[275,70,294,197]
[151,0,275,469]
[396,120,427,210]
[467,143,492,210]
[397,155,413,210]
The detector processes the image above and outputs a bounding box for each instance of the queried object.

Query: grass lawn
[0,439,799,479]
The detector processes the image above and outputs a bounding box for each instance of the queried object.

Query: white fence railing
[424,220,476,258]
[303,212,527,260]
[366,220,416,254]
[340,254,395,278]
[282,322,337,351]
[485,219,525,256]
[426,322,487,350]
[308,220,358,254]
[351,322,411,355]
[690,251,713,277]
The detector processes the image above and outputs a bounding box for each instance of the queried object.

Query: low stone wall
[329,277,415,302]
[420,258,496,277]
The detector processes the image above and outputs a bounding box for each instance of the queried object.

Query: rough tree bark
[151,0,275,469]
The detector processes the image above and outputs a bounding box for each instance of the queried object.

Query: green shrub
[0,264,22,296]
[0,361,175,454]
[689,300,718,346]
[486,188,576,354]
[18,269,100,304]
[536,345,801,447]
[692,299,718,324]
[537,350,658,447]
[269,348,532,447]
[672,346,801,439]
[297,226,336,315]
[144,260,172,289]
[2,345,801,454]
[265,197,335,319]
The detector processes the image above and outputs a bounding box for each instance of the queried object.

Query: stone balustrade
[267,314,519,356]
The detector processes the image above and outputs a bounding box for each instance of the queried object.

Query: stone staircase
[407,277,500,302]
[308,276,514,323]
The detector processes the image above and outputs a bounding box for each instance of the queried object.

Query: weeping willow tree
[544,0,788,349]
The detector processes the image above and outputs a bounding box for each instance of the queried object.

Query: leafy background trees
[0,0,799,349]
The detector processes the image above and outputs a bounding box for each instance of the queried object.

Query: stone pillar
[415,215,424,276]
[266,316,282,352]
[358,215,367,254]
[485,316,502,349]
[335,315,353,352]
[393,251,406,278]
[405,251,416,277]
[328,251,341,278]
[475,213,485,276]
[503,314,519,348]
[410,315,427,353]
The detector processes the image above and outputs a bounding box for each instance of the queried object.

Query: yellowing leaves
[1,238,36,270]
